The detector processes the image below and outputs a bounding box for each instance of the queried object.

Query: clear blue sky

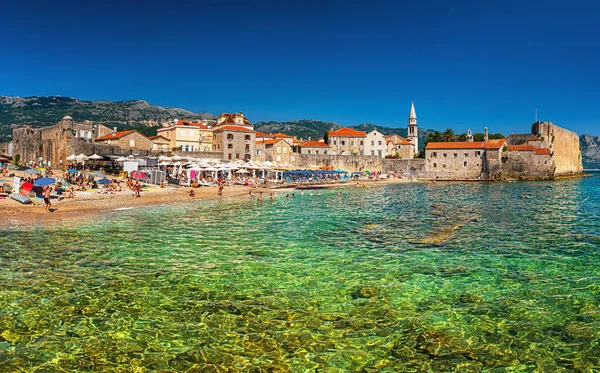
[1,0,599,135]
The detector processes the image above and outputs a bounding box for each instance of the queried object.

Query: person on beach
[258,192,263,202]
[189,189,195,197]
[249,190,255,199]
[269,192,274,201]
[134,181,141,198]
[43,186,52,213]
[218,183,224,196]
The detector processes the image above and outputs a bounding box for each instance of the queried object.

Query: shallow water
[1,176,600,372]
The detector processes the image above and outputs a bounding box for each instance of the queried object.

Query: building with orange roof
[215,112,253,129]
[96,129,152,152]
[328,127,367,155]
[213,125,256,161]
[149,135,170,152]
[386,134,415,159]
[364,128,387,157]
[425,127,507,179]
[156,120,213,152]
[299,140,329,155]
[255,138,292,163]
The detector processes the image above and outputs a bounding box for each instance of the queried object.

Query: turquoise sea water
[1,176,600,372]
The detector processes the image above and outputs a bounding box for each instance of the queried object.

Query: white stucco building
[363,129,387,157]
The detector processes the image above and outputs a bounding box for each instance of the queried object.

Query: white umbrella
[88,154,103,160]
[116,156,128,162]
[173,161,183,166]
[158,161,170,166]
[204,166,218,172]
[158,155,172,161]
[236,169,249,174]
[76,153,89,160]
[171,155,183,161]
[66,155,77,161]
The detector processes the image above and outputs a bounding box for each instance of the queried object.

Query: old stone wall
[293,154,382,172]
[500,151,555,180]
[171,150,224,160]
[0,142,10,157]
[425,149,486,179]
[532,122,582,176]
[382,158,426,176]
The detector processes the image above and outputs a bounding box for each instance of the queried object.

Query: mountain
[580,134,600,170]
[0,95,214,141]
[254,120,431,149]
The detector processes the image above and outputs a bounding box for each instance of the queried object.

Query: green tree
[323,131,329,145]
[13,154,20,166]
[473,133,485,142]
[456,133,467,142]
[442,128,456,142]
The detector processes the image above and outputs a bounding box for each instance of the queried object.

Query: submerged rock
[352,286,381,299]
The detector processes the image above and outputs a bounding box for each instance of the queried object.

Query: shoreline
[0,178,416,227]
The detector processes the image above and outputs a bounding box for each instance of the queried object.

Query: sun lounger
[10,194,30,204]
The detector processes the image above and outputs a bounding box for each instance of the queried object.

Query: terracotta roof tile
[328,127,367,137]
[213,125,255,133]
[426,139,506,150]
[300,140,329,147]
[271,133,295,138]
[96,130,136,141]
[506,144,536,152]
[255,131,273,138]
[535,148,552,155]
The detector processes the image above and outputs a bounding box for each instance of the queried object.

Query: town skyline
[2,0,598,135]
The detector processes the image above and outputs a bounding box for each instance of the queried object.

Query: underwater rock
[352,286,381,299]
[416,330,470,358]
[0,330,20,343]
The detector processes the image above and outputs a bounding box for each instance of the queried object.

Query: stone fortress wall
[532,121,583,176]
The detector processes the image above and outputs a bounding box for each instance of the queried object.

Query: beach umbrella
[97,178,112,185]
[76,153,89,160]
[17,166,30,171]
[66,155,77,161]
[93,171,105,178]
[236,169,249,174]
[33,177,56,187]
[88,154,103,160]
[116,156,128,162]
[25,168,40,175]
[158,161,170,166]
[171,155,183,161]
[66,169,78,174]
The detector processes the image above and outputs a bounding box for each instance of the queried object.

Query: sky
[1,0,599,135]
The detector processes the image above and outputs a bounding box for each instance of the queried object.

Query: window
[245,135,251,140]
[378,141,382,146]
[333,140,337,145]
[454,153,458,157]
[153,144,158,150]
[256,150,261,156]
[371,150,375,155]
[163,145,168,150]
[464,161,468,167]
[371,141,375,146]
[465,153,469,157]
[283,147,287,153]
[360,141,364,145]
[228,153,232,160]
[341,141,346,146]
[315,150,319,155]
[228,144,233,149]
[433,163,437,168]
[180,130,186,137]
[236,154,240,159]
[306,150,311,154]
[351,141,354,146]
[443,153,447,157]
[245,144,250,151]
[130,139,135,147]
[227,134,234,140]
[443,164,447,168]
[432,152,437,158]
[107,140,111,144]
[476,151,481,156]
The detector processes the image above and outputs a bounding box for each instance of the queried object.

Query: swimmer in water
[300,190,304,196]
[269,192,274,201]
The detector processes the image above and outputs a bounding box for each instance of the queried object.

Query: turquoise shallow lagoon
[1,176,600,372]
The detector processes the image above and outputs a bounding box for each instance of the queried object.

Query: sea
[1,175,599,372]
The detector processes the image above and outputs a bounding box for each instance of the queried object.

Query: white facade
[363,130,387,158]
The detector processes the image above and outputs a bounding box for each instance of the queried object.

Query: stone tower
[407,101,418,153]
[467,128,474,142]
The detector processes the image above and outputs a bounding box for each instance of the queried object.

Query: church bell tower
[408,101,418,153]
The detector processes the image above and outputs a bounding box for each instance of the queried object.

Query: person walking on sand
[134,181,141,198]
[43,186,52,213]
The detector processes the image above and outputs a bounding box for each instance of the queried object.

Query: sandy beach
[0,177,417,227]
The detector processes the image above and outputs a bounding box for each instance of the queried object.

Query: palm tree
[442,128,456,142]
[456,133,467,142]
